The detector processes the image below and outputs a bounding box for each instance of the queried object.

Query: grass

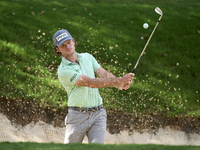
[0,0,200,117]
[0,142,200,150]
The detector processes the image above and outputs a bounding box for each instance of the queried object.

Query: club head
[155,7,163,16]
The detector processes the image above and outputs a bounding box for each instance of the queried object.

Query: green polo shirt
[57,52,102,107]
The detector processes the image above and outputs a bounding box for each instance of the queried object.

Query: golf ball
[143,23,149,29]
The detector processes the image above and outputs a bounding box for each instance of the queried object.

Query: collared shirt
[57,52,102,107]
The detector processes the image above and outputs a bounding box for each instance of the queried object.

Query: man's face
[57,39,75,57]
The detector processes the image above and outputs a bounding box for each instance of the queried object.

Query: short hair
[54,46,62,57]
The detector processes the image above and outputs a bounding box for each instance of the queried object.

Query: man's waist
[68,104,103,112]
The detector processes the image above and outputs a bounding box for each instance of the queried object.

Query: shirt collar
[61,52,81,66]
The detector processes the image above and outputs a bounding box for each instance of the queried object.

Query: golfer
[53,29,134,144]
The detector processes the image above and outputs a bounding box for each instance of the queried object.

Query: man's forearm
[87,77,121,88]
[75,75,122,88]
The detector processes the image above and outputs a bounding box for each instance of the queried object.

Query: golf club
[123,7,163,91]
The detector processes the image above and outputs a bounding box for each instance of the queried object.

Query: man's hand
[113,73,135,90]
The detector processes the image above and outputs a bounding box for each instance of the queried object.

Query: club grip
[131,68,135,73]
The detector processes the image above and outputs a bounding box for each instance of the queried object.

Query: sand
[0,113,200,145]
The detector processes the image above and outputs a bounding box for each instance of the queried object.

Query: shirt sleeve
[58,67,82,86]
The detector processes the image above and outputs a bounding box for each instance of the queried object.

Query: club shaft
[132,15,162,73]
[123,11,163,91]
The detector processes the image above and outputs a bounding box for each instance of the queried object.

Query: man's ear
[54,46,60,52]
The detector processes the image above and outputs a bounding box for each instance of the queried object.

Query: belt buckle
[82,108,88,113]
[92,107,96,112]
[78,107,83,112]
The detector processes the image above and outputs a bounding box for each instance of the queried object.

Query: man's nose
[65,43,70,48]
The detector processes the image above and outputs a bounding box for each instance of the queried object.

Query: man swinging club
[52,29,135,144]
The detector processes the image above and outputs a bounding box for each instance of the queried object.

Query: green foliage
[0,142,200,150]
[0,0,199,116]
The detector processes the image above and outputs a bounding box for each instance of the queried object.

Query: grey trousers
[64,108,107,144]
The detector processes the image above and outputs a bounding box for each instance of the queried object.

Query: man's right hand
[114,73,135,90]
